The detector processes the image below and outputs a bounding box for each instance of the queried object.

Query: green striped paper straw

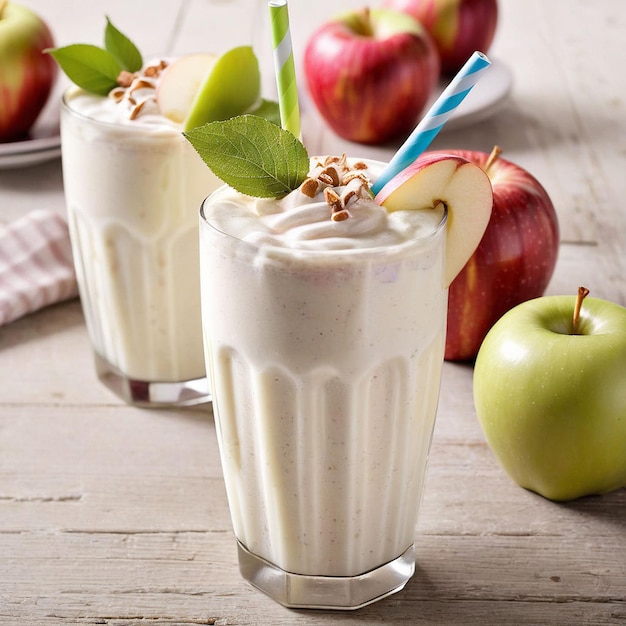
[269,0,301,138]
[372,51,492,195]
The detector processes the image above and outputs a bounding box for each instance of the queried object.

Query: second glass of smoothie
[61,64,221,407]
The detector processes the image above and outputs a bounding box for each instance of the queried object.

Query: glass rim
[199,185,448,261]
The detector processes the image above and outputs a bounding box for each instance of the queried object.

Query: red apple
[303,7,440,145]
[439,147,560,361]
[0,0,57,142]
[383,0,498,74]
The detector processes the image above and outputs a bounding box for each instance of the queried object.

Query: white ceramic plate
[0,145,62,169]
[0,119,61,170]
[432,58,513,131]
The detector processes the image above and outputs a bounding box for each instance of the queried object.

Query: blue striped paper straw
[269,0,301,139]
[371,51,492,195]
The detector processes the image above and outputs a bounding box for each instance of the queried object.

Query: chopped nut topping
[110,87,126,103]
[342,188,359,208]
[129,100,147,120]
[129,79,154,94]
[318,166,340,187]
[144,60,168,77]
[331,209,351,222]
[342,177,370,207]
[117,70,137,88]
[108,60,168,121]
[324,154,347,169]
[342,171,369,185]
[324,187,343,214]
[298,155,375,222]
[300,177,319,198]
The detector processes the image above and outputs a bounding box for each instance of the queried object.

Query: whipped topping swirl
[250,155,387,248]
[204,156,440,252]
[108,59,169,121]
[65,59,179,129]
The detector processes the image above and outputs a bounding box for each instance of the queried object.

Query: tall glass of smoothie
[199,154,450,608]
[61,61,221,406]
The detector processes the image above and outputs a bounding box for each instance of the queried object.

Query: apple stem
[484,145,502,175]
[354,7,374,37]
[572,286,590,334]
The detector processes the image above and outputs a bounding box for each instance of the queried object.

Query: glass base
[94,353,211,408]
[237,540,415,610]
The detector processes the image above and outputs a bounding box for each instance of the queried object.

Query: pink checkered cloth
[0,209,78,326]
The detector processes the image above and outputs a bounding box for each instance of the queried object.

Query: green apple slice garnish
[186,45,261,130]
[157,46,261,131]
[155,53,218,124]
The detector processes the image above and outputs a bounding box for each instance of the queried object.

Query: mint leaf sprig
[184,115,310,199]
[46,17,143,96]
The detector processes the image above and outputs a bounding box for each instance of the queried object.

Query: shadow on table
[0,156,62,193]
[0,297,83,352]
[561,487,626,531]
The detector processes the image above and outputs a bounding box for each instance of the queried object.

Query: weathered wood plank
[1,531,624,625]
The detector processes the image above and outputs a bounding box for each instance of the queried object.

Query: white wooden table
[1,0,625,623]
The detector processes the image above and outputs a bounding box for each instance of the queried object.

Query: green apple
[156,46,261,131]
[0,0,57,141]
[473,289,626,501]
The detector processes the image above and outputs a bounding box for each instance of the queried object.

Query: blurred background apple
[0,0,57,142]
[383,0,498,74]
[303,7,439,145]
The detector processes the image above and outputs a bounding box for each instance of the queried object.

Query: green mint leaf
[184,115,309,198]
[104,16,143,72]
[248,99,281,127]
[46,44,121,95]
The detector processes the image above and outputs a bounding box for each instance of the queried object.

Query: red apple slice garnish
[375,153,493,287]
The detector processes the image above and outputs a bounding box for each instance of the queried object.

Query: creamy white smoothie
[61,61,221,405]
[199,156,447,608]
